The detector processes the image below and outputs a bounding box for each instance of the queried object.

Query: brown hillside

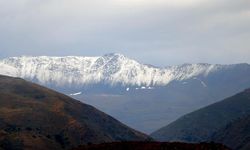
[0,75,149,150]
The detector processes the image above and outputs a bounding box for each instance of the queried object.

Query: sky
[0,0,249,66]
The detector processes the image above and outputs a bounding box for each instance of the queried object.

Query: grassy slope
[0,75,149,150]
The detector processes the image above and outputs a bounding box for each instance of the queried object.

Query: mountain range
[1,53,250,133]
[0,53,225,88]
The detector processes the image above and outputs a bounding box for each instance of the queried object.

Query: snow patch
[200,81,207,87]
[135,86,154,90]
[69,92,82,96]
[193,78,207,88]
[148,87,154,89]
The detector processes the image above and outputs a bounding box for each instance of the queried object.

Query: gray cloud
[0,0,249,66]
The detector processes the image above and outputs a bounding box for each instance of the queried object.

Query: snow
[200,81,207,87]
[0,53,222,87]
[69,92,82,96]
[135,86,154,90]
[193,78,208,88]
[0,63,18,77]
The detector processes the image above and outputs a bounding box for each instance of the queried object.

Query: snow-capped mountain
[0,53,224,87]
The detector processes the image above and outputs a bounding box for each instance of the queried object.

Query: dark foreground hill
[212,114,250,150]
[0,75,149,150]
[72,142,230,150]
[151,88,250,143]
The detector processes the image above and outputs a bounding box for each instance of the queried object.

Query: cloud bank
[0,0,249,66]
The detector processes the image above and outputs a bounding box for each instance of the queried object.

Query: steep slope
[212,114,250,150]
[151,88,250,142]
[0,75,149,150]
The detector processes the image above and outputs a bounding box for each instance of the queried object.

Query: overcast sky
[0,0,249,66]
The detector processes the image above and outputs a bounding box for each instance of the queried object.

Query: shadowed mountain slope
[151,88,250,143]
[212,114,250,150]
[0,75,149,150]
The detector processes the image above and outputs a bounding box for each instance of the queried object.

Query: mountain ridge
[1,53,243,88]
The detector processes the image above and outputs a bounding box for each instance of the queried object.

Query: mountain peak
[103,53,124,57]
[102,53,126,60]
